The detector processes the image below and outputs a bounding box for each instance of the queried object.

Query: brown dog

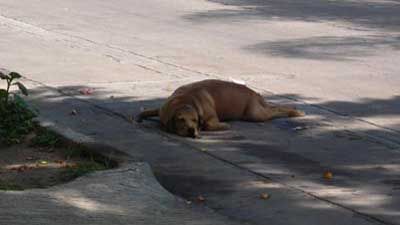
[136,79,304,138]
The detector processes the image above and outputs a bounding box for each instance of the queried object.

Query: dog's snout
[188,128,200,139]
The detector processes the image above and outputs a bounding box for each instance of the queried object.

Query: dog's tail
[135,108,159,122]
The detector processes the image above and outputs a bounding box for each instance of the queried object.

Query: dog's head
[167,105,200,138]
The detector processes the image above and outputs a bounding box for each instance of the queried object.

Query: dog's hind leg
[135,108,159,122]
[243,97,304,122]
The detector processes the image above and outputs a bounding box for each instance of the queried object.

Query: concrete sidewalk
[1,0,400,224]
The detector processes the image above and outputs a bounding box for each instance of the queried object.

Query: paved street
[1,0,400,224]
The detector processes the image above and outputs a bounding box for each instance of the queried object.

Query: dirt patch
[0,127,116,191]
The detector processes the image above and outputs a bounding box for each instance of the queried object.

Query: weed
[0,70,37,145]
[62,161,107,180]
[0,180,24,191]
[31,128,60,148]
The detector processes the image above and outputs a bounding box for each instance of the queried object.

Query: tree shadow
[184,0,400,32]
[183,0,400,61]
[244,35,400,61]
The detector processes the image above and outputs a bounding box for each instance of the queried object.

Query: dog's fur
[136,79,304,138]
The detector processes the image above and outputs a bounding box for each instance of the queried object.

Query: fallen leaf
[79,88,94,95]
[196,195,205,202]
[323,171,333,180]
[65,163,78,169]
[17,165,29,172]
[10,165,34,172]
[260,193,270,200]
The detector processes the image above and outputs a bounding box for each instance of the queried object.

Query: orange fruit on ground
[323,171,333,180]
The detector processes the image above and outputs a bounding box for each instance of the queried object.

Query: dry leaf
[323,171,333,180]
[260,193,270,200]
[196,195,205,202]
[79,88,94,95]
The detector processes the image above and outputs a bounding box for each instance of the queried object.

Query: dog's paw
[289,110,305,117]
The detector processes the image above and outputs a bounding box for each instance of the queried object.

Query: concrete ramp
[0,163,237,225]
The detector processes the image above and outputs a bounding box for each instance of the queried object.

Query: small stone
[70,109,78,115]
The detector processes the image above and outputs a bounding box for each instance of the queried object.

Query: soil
[0,131,110,191]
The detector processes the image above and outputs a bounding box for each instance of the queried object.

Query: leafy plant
[61,161,107,180]
[0,180,24,191]
[0,71,28,104]
[0,70,37,145]
[31,128,60,148]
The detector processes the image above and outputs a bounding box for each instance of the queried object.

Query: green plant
[31,128,60,148]
[0,70,37,145]
[61,161,107,180]
[0,180,24,191]
[0,71,28,105]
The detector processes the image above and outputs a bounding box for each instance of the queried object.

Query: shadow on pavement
[244,35,400,61]
[25,84,400,224]
[184,0,400,32]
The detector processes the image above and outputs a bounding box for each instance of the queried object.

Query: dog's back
[173,79,260,120]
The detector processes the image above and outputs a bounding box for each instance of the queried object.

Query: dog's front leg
[203,118,231,131]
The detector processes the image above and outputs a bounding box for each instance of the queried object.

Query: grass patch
[0,181,24,191]
[30,127,60,148]
[0,70,37,145]
[62,161,108,180]
[0,100,36,145]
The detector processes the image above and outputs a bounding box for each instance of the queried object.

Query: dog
[136,79,304,138]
